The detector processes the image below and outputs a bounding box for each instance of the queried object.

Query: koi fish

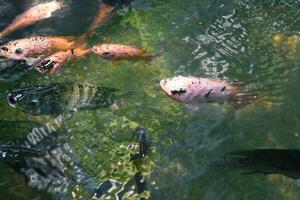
[34,47,92,75]
[0,1,63,39]
[92,44,156,60]
[0,36,78,64]
[160,75,258,108]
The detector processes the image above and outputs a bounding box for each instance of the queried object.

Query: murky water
[0,0,300,199]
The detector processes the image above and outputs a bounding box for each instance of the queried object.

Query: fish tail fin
[0,30,8,40]
[87,2,115,34]
[75,33,90,46]
[142,53,159,61]
[230,92,259,109]
[75,47,93,58]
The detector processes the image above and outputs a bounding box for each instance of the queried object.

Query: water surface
[1,0,300,199]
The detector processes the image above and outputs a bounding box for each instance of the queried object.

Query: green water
[1,0,300,199]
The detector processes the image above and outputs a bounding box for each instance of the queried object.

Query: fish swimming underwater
[6,83,125,116]
[88,0,134,34]
[87,2,114,34]
[92,44,156,60]
[160,75,258,108]
[94,126,152,199]
[0,141,89,197]
[34,47,92,75]
[0,1,62,39]
[0,36,78,64]
[210,149,300,186]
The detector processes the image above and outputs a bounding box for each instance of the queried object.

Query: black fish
[94,126,152,199]
[131,126,151,160]
[6,83,124,116]
[210,149,300,181]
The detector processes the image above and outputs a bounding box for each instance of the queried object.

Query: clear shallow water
[0,0,300,199]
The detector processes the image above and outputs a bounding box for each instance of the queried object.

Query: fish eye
[7,94,17,106]
[0,46,8,51]
[15,48,23,54]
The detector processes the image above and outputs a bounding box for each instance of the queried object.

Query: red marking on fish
[160,75,238,103]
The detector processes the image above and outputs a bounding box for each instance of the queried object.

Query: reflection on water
[0,0,300,199]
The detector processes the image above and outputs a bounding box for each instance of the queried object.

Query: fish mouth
[6,93,17,108]
[91,46,97,53]
[159,79,172,96]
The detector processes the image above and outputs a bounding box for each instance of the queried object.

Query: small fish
[34,47,92,75]
[160,75,258,108]
[0,1,62,39]
[6,83,124,116]
[131,126,151,160]
[92,44,156,60]
[210,149,300,186]
[0,36,77,64]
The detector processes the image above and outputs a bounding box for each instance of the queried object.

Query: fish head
[0,45,15,59]
[0,42,28,60]
[92,45,117,60]
[160,75,198,102]
[6,84,64,115]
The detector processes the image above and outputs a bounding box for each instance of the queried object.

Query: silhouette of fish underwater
[6,82,126,116]
[210,149,300,186]
[0,120,152,199]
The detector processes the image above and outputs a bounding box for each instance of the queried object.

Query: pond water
[0,0,300,199]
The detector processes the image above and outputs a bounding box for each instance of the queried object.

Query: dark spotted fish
[210,149,300,185]
[0,1,62,39]
[160,75,258,108]
[34,47,92,75]
[0,36,78,65]
[6,83,123,116]
[92,44,156,60]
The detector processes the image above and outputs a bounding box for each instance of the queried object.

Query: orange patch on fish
[0,36,78,63]
[88,2,114,34]
[0,1,62,39]
[92,44,156,60]
[34,47,92,75]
